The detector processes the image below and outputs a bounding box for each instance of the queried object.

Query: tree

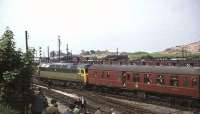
[141,54,154,60]
[50,51,56,57]
[90,50,95,54]
[0,29,33,112]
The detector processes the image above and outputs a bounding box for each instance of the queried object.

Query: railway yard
[1,1,200,114]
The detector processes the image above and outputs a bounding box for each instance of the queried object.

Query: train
[34,63,200,108]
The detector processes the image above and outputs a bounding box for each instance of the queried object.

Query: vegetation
[128,51,152,60]
[0,104,26,114]
[0,28,34,113]
[128,51,200,60]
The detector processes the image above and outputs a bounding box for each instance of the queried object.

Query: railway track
[50,86,196,114]
[34,83,155,114]
[64,88,154,114]
[33,76,197,114]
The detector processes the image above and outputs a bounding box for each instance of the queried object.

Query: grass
[128,51,200,60]
[128,51,149,60]
[39,71,84,82]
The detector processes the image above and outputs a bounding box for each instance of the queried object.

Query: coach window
[144,74,151,85]
[183,77,189,87]
[106,71,110,78]
[132,73,140,82]
[170,76,179,87]
[101,71,105,79]
[127,73,130,81]
[93,71,97,78]
[192,77,197,87]
[121,71,127,80]
[117,72,121,80]
[156,75,165,85]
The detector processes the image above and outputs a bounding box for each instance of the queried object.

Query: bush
[0,103,28,114]
[0,29,33,113]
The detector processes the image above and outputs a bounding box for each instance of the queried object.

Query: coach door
[121,71,129,88]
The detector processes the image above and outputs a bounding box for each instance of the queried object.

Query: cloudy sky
[0,0,200,54]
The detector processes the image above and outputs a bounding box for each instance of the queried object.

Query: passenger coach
[87,65,200,99]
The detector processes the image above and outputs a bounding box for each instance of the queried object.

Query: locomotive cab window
[156,75,165,85]
[170,76,179,87]
[85,69,88,73]
[81,70,84,74]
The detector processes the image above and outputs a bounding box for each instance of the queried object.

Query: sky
[0,0,200,55]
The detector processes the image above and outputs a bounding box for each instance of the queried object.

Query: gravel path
[46,97,69,114]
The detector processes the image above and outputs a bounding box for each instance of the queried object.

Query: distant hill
[128,41,200,60]
[78,41,200,60]
[163,41,200,54]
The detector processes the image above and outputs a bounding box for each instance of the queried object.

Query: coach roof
[89,64,200,75]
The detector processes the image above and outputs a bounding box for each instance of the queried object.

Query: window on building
[144,74,151,85]
[132,73,140,82]
[170,76,179,87]
[156,75,165,85]
[192,77,197,87]
[183,77,189,87]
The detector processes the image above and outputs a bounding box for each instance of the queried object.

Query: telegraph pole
[25,31,28,53]
[116,48,118,56]
[35,50,37,58]
[38,47,42,75]
[47,46,50,63]
[58,36,61,62]
[39,47,42,62]
[181,47,185,58]
[66,44,69,62]
[71,50,72,61]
